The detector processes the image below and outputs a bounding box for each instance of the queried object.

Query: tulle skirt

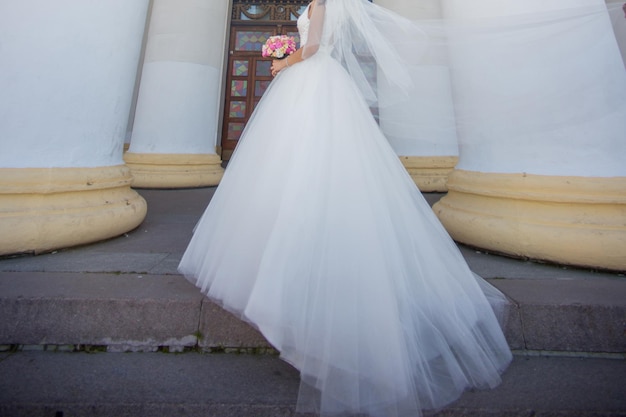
[179,52,512,417]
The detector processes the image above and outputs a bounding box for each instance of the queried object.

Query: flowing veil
[303,0,626,158]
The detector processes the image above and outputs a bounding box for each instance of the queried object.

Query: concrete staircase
[0,188,624,416]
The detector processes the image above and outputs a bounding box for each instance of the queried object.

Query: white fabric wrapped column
[375,0,459,192]
[433,0,626,270]
[0,0,149,255]
[125,0,227,188]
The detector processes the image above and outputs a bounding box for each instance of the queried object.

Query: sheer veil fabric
[179,1,624,416]
[305,0,626,144]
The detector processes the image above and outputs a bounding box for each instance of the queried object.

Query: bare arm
[271,47,304,77]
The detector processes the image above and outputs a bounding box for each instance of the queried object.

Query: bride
[179,0,514,415]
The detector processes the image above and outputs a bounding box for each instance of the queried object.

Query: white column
[433,0,626,270]
[375,0,459,192]
[125,0,228,188]
[0,0,149,255]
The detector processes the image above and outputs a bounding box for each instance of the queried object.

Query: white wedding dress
[179,4,512,417]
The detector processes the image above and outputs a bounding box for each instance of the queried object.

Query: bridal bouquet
[262,35,297,59]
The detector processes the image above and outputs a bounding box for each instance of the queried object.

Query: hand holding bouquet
[262,35,297,60]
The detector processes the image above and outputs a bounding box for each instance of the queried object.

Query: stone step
[1,270,624,354]
[0,271,268,353]
[0,351,624,417]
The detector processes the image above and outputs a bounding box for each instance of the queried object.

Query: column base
[433,170,626,271]
[124,152,224,188]
[399,156,458,192]
[0,165,147,256]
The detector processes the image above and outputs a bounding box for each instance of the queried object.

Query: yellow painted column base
[399,156,458,192]
[124,152,224,189]
[433,170,626,271]
[0,165,147,256]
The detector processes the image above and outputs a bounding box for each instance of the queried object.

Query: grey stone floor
[0,350,625,417]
